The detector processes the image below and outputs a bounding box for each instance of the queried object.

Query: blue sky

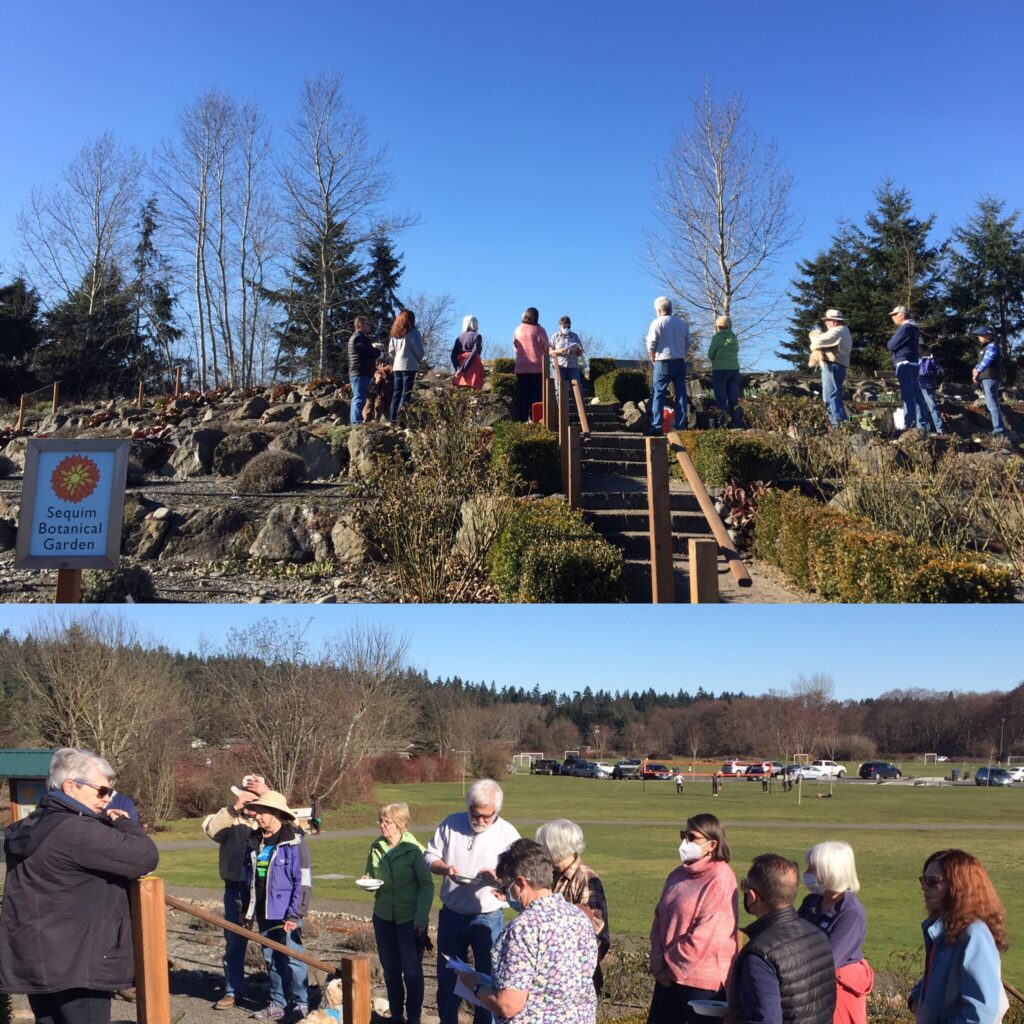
[1,605,1019,700]
[1,1,1021,367]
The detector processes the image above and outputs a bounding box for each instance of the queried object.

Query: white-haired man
[425,778,520,1024]
[646,296,691,434]
[808,309,853,426]
[0,747,159,1024]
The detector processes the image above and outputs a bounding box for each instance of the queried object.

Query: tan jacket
[808,324,852,368]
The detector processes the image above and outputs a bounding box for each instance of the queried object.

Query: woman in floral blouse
[459,838,597,1024]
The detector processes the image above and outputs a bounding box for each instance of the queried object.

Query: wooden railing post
[689,538,719,603]
[137,380,145,408]
[131,876,171,1024]
[16,394,26,431]
[342,955,372,1024]
[558,370,570,494]
[174,366,182,397]
[568,424,582,508]
[571,378,591,436]
[646,436,675,603]
[51,381,60,415]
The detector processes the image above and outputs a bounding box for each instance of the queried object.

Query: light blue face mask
[505,886,525,914]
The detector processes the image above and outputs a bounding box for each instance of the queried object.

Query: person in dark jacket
[243,791,312,1021]
[972,327,1005,437]
[726,854,836,1024]
[451,315,484,390]
[0,747,159,1024]
[886,305,929,433]
[349,315,383,424]
[202,775,270,1010]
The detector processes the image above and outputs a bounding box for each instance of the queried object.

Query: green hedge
[594,368,648,404]
[674,429,797,486]
[491,357,516,374]
[752,488,1015,603]
[487,497,626,602]
[588,357,617,384]
[491,372,518,405]
[491,421,560,495]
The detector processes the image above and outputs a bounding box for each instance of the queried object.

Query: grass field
[155,774,1024,981]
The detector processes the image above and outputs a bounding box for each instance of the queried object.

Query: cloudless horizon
[2,1,1022,367]
[1,604,1020,701]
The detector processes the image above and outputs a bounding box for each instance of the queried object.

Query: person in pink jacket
[513,306,549,421]
[648,813,738,1024]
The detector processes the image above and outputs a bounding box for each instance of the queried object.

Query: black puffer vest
[728,907,836,1024]
[978,342,1001,381]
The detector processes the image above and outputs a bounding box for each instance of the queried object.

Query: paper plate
[688,1001,728,1017]
[452,874,481,885]
[355,878,383,890]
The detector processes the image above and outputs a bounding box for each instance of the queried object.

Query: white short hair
[466,778,503,813]
[654,296,672,315]
[48,747,115,790]
[463,315,478,332]
[807,840,860,893]
[536,818,585,862]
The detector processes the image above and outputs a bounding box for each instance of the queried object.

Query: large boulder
[261,405,298,425]
[232,395,270,420]
[298,400,328,424]
[268,429,341,480]
[213,432,269,476]
[467,394,514,428]
[330,512,371,565]
[249,504,333,563]
[159,507,251,562]
[168,428,227,478]
[347,424,406,480]
[454,494,507,563]
[1,437,29,473]
[130,437,174,472]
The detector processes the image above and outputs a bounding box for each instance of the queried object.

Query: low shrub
[487,497,625,602]
[752,489,1015,602]
[587,357,617,384]
[594,368,647,404]
[491,357,516,375]
[327,425,352,467]
[741,394,831,434]
[234,450,306,493]
[81,559,156,603]
[491,421,560,495]
[490,372,518,405]
[674,430,798,486]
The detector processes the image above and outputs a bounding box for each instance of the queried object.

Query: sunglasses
[919,875,944,889]
[75,779,114,799]
[469,808,497,820]
[679,830,707,843]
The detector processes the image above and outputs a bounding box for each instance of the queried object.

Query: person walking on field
[972,326,1006,437]
[708,314,743,428]
[646,296,691,434]
[886,305,929,433]
[808,309,853,427]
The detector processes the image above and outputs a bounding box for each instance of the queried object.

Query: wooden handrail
[570,377,590,436]
[666,430,752,588]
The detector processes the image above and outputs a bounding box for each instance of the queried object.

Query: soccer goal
[1007,755,1024,766]
[923,753,939,764]
[564,749,581,761]
[512,752,543,773]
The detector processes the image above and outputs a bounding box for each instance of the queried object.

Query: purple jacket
[244,824,312,922]
[451,330,482,371]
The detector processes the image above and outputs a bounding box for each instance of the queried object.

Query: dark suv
[530,759,561,776]
[859,761,902,780]
[612,758,642,780]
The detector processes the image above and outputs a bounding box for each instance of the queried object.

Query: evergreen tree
[268,217,366,378]
[363,233,404,344]
[0,277,43,402]
[132,198,182,380]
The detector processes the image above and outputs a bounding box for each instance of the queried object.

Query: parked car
[720,761,747,776]
[745,761,784,781]
[568,760,594,777]
[859,761,902,780]
[975,767,1013,787]
[612,759,642,780]
[530,759,561,776]
[810,759,847,779]
[791,765,829,783]
[563,755,585,773]
[642,763,672,780]
[591,761,614,779]
[1008,766,1024,783]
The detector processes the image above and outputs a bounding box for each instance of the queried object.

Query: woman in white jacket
[388,310,425,421]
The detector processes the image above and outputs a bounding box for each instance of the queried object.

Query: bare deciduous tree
[648,80,800,363]
[399,289,456,368]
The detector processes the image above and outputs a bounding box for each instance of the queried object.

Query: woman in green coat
[363,802,435,1024]
[707,315,743,428]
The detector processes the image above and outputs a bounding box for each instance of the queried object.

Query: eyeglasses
[680,830,707,843]
[469,808,497,821]
[74,779,114,798]
[919,875,944,889]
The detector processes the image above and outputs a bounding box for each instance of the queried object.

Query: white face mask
[804,871,823,894]
[679,840,705,864]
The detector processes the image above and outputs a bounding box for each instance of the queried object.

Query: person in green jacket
[363,802,435,1024]
[707,314,743,428]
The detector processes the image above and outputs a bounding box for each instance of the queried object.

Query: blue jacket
[887,320,920,366]
[244,824,312,922]
[909,917,1004,1024]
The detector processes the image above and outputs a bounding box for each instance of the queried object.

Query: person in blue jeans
[886,305,928,433]
[349,315,382,424]
[388,310,425,422]
[549,315,585,402]
[972,326,1005,436]
[917,351,944,434]
[646,296,691,434]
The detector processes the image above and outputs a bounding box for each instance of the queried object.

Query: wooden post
[137,381,145,408]
[688,538,719,603]
[558,375,570,493]
[646,436,674,603]
[174,366,182,397]
[544,378,557,431]
[54,568,82,604]
[16,394,26,431]
[51,381,60,415]
[342,955,372,1024]
[131,876,171,1024]
[541,351,550,425]
[568,424,582,509]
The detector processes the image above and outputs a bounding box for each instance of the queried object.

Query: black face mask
[742,890,755,915]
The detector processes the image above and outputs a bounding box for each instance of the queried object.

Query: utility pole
[998,718,1005,764]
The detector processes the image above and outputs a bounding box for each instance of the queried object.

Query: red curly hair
[390,310,415,338]
[923,849,1008,951]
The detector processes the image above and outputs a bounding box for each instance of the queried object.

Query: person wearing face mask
[647,813,738,1024]
[908,849,1007,1024]
[424,778,521,1024]
[798,842,872,1024]
[457,839,598,1024]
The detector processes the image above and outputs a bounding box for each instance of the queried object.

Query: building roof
[0,749,54,779]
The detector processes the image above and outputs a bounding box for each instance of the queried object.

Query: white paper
[444,955,492,1008]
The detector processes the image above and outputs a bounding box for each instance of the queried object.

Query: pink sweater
[513,324,549,373]
[649,857,738,990]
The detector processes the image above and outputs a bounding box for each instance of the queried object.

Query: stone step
[580,458,647,478]
[583,446,647,463]
[595,529,711,559]
[583,435,648,452]
[582,491,702,512]
[585,509,708,534]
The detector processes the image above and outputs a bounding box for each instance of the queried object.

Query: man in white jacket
[808,309,853,426]
[425,779,520,1024]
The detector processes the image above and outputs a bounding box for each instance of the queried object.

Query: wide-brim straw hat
[823,309,846,322]
[247,790,296,820]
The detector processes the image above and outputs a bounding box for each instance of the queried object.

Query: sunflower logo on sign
[51,455,101,504]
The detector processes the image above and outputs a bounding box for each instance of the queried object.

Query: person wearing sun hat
[808,309,853,427]
[243,790,312,1021]
[972,326,1006,437]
